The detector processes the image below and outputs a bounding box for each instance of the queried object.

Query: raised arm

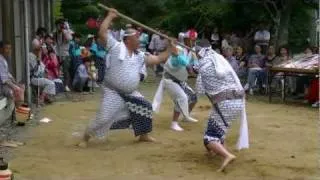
[145,40,177,66]
[98,9,118,47]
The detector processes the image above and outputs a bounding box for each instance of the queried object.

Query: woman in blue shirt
[90,37,107,83]
[69,33,82,82]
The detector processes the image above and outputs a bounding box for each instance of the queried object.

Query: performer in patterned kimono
[152,33,198,131]
[78,9,175,148]
[194,39,249,172]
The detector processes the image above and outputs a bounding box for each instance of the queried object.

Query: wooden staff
[97,3,195,52]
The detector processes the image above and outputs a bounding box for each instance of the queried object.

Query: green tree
[60,0,316,52]
[61,0,101,36]
[53,0,63,21]
[228,0,317,51]
[100,0,166,28]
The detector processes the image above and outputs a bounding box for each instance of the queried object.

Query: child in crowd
[72,57,95,92]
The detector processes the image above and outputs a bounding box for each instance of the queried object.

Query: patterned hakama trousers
[203,98,244,146]
[87,87,153,138]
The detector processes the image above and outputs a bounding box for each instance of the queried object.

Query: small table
[267,67,318,102]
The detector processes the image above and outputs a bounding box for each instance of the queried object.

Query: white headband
[197,47,211,58]
[123,31,137,37]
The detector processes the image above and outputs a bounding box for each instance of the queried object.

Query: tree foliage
[58,0,318,52]
[53,0,63,21]
[61,0,101,36]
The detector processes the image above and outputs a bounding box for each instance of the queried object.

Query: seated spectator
[72,57,95,92]
[308,77,319,108]
[223,46,239,73]
[235,46,247,64]
[304,47,313,57]
[0,41,24,106]
[303,76,318,104]
[42,44,59,80]
[230,32,241,48]
[312,46,319,54]
[29,40,56,104]
[272,47,291,66]
[264,45,276,67]
[42,44,64,94]
[88,59,99,90]
[296,47,318,99]
[272,47,296,94]
[235,46,248,82]
[244,45,266,94]
[44,34,56,53]
[32,27,47,47]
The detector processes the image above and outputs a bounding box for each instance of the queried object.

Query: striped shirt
[0,55,11,84]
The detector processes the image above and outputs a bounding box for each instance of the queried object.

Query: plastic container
[0,158,12,180]
[15,104,31,125]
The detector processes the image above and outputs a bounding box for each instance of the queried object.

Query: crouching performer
[78,9,174,148]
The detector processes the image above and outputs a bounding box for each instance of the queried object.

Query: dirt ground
[8,80,319,180]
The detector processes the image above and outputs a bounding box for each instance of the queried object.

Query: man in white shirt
[254,24,270,54]
[149,30,169,76]
[54,19,73,91]
[0,41,24,106]
[210,27,220,49]
[78,9,175,148]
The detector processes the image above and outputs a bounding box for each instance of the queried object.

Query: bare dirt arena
[9,79,319,180]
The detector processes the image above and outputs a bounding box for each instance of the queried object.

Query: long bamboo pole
[97,3,195,52]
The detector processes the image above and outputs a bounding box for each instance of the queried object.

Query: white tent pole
[24,0,31,106]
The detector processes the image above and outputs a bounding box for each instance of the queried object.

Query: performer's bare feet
[183,117,199,123]
[138,134,156,142]
[77,132,91,148]
[77,141,88,148]
[217,154,236,172]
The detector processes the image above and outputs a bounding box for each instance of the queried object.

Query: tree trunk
[309,9,318,46]
[271,18,280,49]
[276,0,293,48]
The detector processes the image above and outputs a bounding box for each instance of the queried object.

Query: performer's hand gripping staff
[97,3,194,52]
[98,7,179,65]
